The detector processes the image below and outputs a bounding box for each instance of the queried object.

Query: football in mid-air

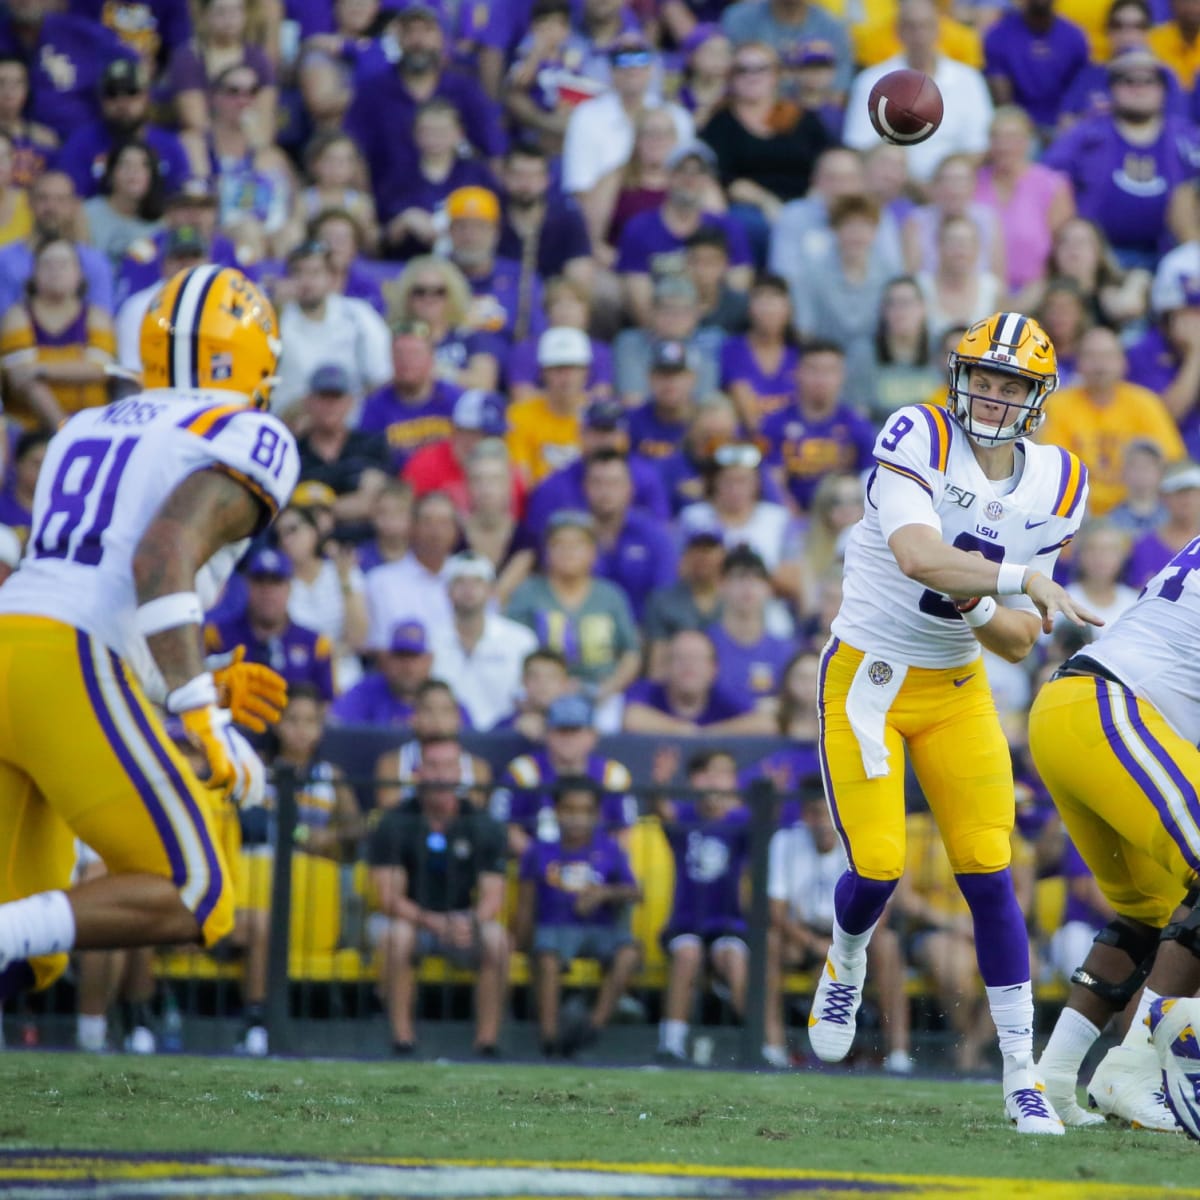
[867,69,943,145]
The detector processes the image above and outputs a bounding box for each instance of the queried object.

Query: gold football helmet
[947,312,1058,445]
[140,265,281,409]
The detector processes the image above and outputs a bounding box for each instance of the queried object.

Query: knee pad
[1070,918,1160,1008]
[1161,904,1200,962]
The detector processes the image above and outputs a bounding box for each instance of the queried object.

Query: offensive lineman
[0,264,298,1001]
[1031,538,1200,1132]
[807,312,1102,1134]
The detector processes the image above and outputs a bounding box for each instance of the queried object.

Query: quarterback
[0,265,298,1001]
[807,312,1101,1135]
[1032,538,1200,1132]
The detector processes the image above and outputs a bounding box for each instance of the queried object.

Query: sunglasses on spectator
[713,443,763,468]
[411,284,448,298]
[612,50,653,68]
[103,81,145,98]
[1113,72,1160,85]
[733,61,774,75]
[1109,17,1149,29]
[220,82,260,97]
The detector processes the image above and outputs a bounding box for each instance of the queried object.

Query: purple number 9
[880,415,913,453]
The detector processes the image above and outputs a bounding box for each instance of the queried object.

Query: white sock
[659,1019,687,1054]
[986,981,1035,1073]
[77,1014,107,1052]
[1122,987,1160,1048]
[831,917,877,968]
[0,891,76,961]
[1039,1006,1101,1077]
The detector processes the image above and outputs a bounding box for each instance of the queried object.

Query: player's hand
[175,694,265,807]
[208,645,288,733]
[1024,571,1105,634]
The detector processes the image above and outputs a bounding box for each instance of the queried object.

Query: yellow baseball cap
[446,186,500,223]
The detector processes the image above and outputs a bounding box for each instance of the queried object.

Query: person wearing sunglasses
[720,0,852,98]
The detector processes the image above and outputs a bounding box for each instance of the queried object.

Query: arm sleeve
[870,406,947,540]
[875,465,942,542]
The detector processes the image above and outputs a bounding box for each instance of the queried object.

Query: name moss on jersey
[0,389,300,691]
[832,403,1089,669]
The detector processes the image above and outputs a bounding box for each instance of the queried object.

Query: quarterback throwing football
[808,312,1101,1134]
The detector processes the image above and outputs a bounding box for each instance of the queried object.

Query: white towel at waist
[844,652,908,779]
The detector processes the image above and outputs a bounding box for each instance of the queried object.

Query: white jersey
[833,403,1089,669]
[0,389,299,694]
[1086,537,1200,745]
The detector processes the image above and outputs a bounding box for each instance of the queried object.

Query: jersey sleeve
[180,405,300,525]
[872,405,952,500]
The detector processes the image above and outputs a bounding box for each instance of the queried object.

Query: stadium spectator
[385,256,503,392]
[287,131,380,259]
[864,276,941,422]
[205,548,337,702]
[308,205,385,312]
[719,272,800,432]
[983,0,1089,133]
[0,0,135,141]
[918,214,1006,346]
[766,781,911,1072]
[561,33,693,202]
[626,337,703,459]
[57,58,191,203]
[744,649,821,800]
[616,141,751,328]
[721,0,852,97]
[762,340,874,514]
[1125,458,1200,586]
[671,24,732,129]
[458,440,536,603]
[492,647,573,741]
[369,735,509,1056]
[0,427,47,542]
[0,57,57,188]
[1107,439,1169,536]
[506,325,592,484]
[976,108,1074,295]
[1042,49,1200,270]
[507,511,642,724]
[624,629,763,734]
[1035,325,1184,514]
[0,171,113,316]
[843,0,993,184]
[584,448,679,622]
[685,226,749,335]
[357,480,413,574]
[614,274,722,406]
[850,0,982,71]
[329,619,433,727]
[792,472,863,616]
[272,239,392,416]
[1061,519,1136,631]
[1147,0,1200,89]
[164,0,276,138]
[1034,278,1091,387]
[706,546,796,714]
[654,748,750,1063]
[0,131,30,250]
[365,490,458,647]
[491,693,637,855]
[403,389,509,512]
[82,140,165,271]
[515,776,642,1058]
[643,523,726,679]
[0,235,116,431]
[658,394,743,515]
[680,441,793,574]
[358,320,462,473]
[429,551,538,731]
[500,0,582,156]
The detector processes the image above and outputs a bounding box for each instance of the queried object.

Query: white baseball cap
[538,326,592,368]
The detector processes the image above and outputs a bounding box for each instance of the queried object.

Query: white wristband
[995,563,1030,596]
[136,592,204,638]
[165,672,219,713]
[961,596,998,628]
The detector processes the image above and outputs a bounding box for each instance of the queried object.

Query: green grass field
[0,1053,1197,1198]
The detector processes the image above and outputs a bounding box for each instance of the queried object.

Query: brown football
[867,69,944,145]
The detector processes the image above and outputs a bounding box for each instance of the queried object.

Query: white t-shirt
[289,558,367,689]
[430,613,538,732]
[364,552,452,650]
[680,501,793,571]
[768,824,846,931]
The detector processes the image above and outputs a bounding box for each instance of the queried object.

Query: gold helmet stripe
[168,264,222,388]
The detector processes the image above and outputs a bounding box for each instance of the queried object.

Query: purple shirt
[525,454,669,537]
[56,121,192,200]
[435,326,507,381]
[705,623,795,712]
[1127,325,1200,458]
[1060,62,1188,125]
[0,241,114,315]
[206,614,335,702]
[739,743,821,829]
[69,0,192,65]
[498,199,591,280]
[761,403,875,511]
[0,13,136,140]
[983,12,1089,129]
[382,156,497,224]
[627,402,690,460]
[594,510,680,621]
[616,209,751,277]
[519,834,636,928]
[1042,115,1200,261]
[624,679,750,725]
[463,256,545,344]
[719,337,799,423]
[495,749,637,835]
[165,40,275,94]
[657,448,789,516]
[357,380,462,471]
[112,229,239,308]
[1126,531,1176,589]
[328,672,415,726]
[507,334,612,401]
[662,800,749,938]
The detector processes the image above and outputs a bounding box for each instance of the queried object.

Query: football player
[1032,537,1200,1132]
[807,312,1101,1135]
[0,264,298,1003]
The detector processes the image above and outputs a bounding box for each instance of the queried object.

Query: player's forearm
[966,605,1041,664]
[135,523,210,693]
[890,528,1034,599]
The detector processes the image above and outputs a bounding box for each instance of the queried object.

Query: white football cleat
[883,1049,915,1076]
[1038,1062,1105,1128]
[124,1025,157,1055]
[236,1024,269,1058]
[1004,1069,1065,1135]
[1148,996,1200,1141]
[1087,1042,1180,1132]
[807,954,865,1063]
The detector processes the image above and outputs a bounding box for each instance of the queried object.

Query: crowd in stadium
[1,0,1200,1067]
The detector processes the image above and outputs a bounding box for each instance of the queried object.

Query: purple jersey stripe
[107,650,225,930]
[816,636,856,872]
[1051,447,1072,517]
[1066,461,1088,519]
[75,631,188,887]
[201,409,242,442]
[1127,693,1200,874]
[915,405,942,471]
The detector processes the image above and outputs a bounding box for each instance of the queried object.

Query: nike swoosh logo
[953,675,975,688]
[1025,519,1048,529]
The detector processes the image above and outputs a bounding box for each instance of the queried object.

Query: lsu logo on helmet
[947,312,1059,447]
[1149,996,1200,1140]
[140,266,281,409]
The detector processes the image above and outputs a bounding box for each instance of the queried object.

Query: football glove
[207,645,288,733]
[169,674,266,807]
